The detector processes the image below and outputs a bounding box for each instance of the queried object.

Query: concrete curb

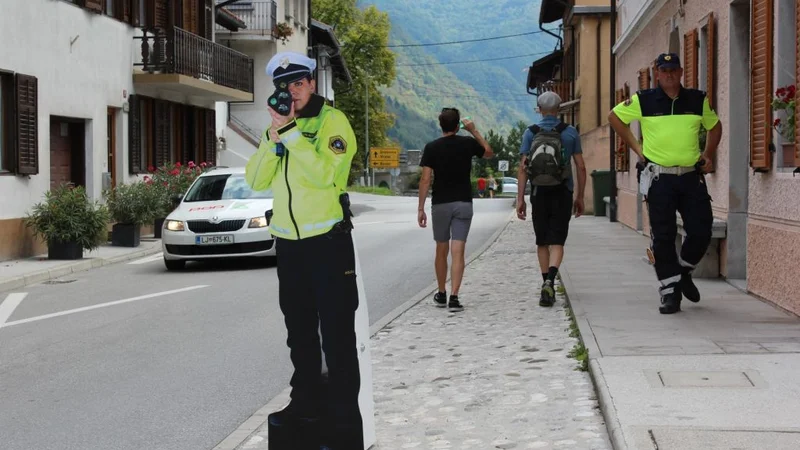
[0,242,162,293]
[213,208,517,450]
[559,265,628,450]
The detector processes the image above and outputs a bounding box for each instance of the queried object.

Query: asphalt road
[0,193,513,450]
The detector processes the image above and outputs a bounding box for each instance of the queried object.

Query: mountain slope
[358,0,559,149]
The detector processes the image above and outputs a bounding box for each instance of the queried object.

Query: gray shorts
[431,201,474,242]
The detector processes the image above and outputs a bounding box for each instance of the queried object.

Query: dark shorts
[531,184,573,246]
[432,201,474,242]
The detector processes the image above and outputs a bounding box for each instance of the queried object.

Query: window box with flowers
[272,21,293,44]
[771,84,797,167]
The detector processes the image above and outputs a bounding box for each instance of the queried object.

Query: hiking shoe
[448,295,464,312]
[659,291,682,314]
[539,280,556,307]
[433,291,447,308]
[681,272,700,303]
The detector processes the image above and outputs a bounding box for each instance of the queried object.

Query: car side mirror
[171,194,183,207]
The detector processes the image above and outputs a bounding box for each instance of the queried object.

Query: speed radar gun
[268,80,292,157]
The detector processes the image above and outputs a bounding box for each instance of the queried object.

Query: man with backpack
[516,91,586,307]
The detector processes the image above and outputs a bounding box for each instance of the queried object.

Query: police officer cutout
[246,51,363,449]
[608,53,722,315]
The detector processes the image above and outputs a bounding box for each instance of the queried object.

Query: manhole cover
[43,279,76,285]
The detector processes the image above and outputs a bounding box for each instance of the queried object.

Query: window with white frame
[777,0,796,166]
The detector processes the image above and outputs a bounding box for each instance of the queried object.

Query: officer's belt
[649,164,696,176]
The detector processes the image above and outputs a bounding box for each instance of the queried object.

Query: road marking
[0,285,209,329]
[129,252,164,265]
[0,293,27,327]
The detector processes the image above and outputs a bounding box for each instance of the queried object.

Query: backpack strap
[554,122,569,133]
[528,125,541,134]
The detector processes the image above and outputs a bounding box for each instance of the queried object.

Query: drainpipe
[608,0,618,222]
[570,24,576,125]
[540,22,563,50]
[596,17,602,128]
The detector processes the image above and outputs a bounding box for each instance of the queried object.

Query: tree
[502,121,530,174]
[312,0,397,184]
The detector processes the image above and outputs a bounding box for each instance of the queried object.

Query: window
[0,75,5,172]
[0,72,39,175]
[105,0,114,17]
[777,0,797,167]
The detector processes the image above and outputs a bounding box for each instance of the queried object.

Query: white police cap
[266,51,317,84]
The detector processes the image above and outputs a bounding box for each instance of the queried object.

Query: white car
[161,167,276,271]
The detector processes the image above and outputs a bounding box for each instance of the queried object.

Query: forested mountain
[358,0,560,150]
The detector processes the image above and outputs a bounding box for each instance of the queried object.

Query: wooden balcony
[133,26,254,103]
[215,1,278,40]
[537,80,574,102]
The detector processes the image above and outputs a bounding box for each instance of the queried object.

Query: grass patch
[559,275,589,372]
[348,186,395,196]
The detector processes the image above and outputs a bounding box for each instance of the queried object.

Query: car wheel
[164,258,186,271]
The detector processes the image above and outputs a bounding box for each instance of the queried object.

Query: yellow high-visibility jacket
[245,95,357,240]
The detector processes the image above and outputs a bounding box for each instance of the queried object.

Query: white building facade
[0,0,255,260]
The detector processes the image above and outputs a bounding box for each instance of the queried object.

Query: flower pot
[153,217,166,239]
[112,223,141,247]
[782,143,797,166]
[48,239,83,260]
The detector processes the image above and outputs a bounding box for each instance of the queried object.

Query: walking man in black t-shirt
[418,108,494,311]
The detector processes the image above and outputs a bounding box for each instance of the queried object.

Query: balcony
[133,26,255,103]
[537,80,574,103]
[215,1,278,41]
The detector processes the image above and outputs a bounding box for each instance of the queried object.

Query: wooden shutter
[652,60,659,88]
[203,0,214,40]
[615,88,629,172]
[638,68,651,91]
[751,0,773,170]
[147,0,169,28]
[15,74,38,175]
[183,0,200,34]
[706,13,716,109]
[128,95,142,174]
[154,99,171,168]
[85,0,103,13]
[205,108,217,166]
[683,29,699,89]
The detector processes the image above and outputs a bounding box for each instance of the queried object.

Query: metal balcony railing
[216,1,278,36]
[135,26,255,94]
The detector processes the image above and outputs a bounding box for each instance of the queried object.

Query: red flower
[774,118,782,126]
[188,161,196,169]
[200,162,208,168]
[148,166,155,173]
[175,162,182,168]
[170,169,180,176]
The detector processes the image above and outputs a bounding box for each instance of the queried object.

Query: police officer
[608,52,722,315]
[246,51,363,449]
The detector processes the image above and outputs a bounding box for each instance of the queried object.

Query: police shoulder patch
[329,136,347,154]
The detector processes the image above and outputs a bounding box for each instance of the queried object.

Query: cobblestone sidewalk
[370,217,612,449]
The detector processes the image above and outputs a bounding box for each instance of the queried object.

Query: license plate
[196,235,234,245]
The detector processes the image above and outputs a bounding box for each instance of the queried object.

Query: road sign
[498,160,509,171]
[369,147,400,169]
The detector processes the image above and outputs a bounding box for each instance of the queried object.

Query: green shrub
[25,184,110,251]
[104,182,159,225]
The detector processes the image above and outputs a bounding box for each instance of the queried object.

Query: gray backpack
[525,123,571,186]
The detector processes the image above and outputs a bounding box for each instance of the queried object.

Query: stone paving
[369,217,612,449]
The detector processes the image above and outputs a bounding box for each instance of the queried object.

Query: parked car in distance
[161,167,275,271]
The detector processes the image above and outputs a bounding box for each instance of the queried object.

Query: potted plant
[24,184,110,260]
[272,21,294,43]
[104,181,157,247]
[146,161,210,237]
[771,84,797,165]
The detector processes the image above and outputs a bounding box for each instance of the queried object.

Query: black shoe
[448,295,464,312]
[681,272,700,303]
[267,401,321,427]
[433,291,447,308]
[539,280,555,307]
[659,291,682,314]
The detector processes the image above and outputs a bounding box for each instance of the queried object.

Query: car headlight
[165,220,185,231]
[249,216,268,228]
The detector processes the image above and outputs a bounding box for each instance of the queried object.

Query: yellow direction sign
[369,147,400,168]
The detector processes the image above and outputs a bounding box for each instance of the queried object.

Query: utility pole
[365,78,371,186]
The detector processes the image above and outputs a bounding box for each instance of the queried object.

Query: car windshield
[183,174,273,202]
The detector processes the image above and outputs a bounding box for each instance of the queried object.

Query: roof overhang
[567,5,612,24]
[216,7,247,31]
[539,0,568,24]
[311,19,353,85]
[526,50,564,91]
